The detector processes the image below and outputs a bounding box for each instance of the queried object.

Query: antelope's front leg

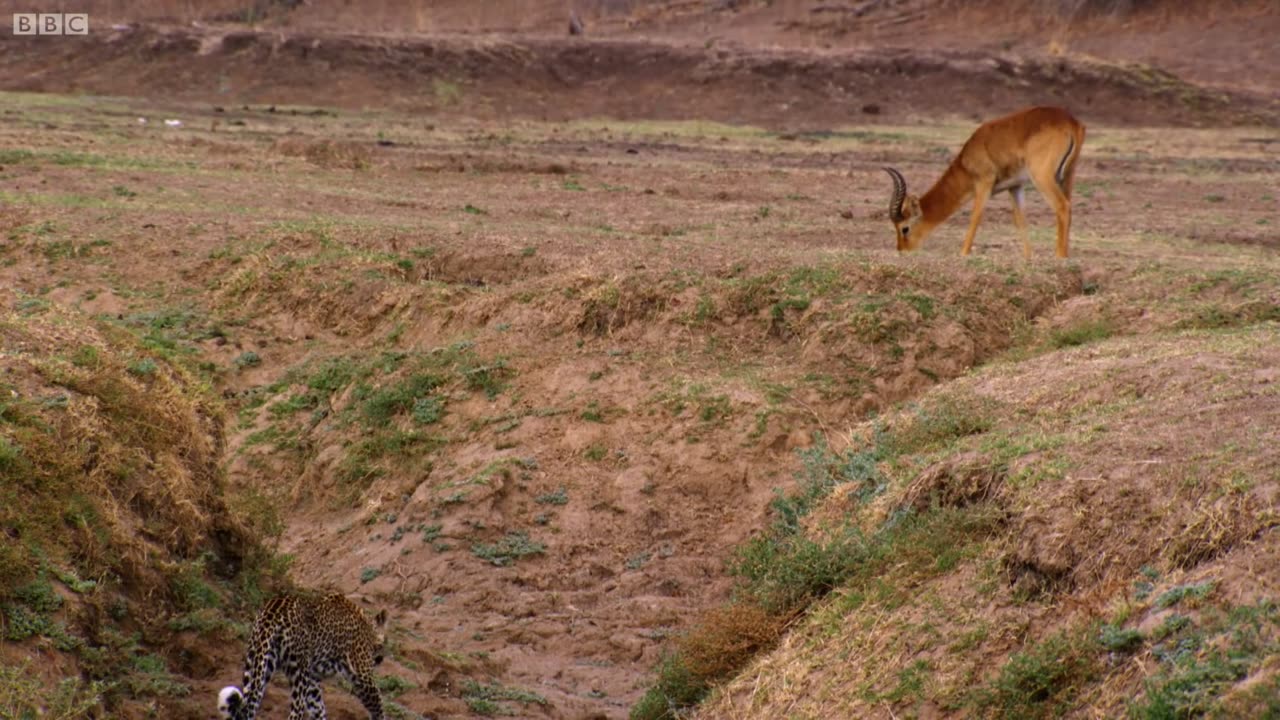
[960,180,995,256]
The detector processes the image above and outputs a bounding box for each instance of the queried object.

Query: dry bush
[1167,494,1273,570]
[898,450,1006,512]
[575,277,668,335]
[677,602,787,685]
[273,137,371,170]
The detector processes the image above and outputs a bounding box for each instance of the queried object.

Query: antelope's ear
[374,609,388,627]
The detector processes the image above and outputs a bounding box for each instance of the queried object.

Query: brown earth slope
[1,87,1276,717]
[0,2,1277,718]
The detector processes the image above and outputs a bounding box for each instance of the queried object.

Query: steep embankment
[685,323,1280,719]
[0,287,282,718]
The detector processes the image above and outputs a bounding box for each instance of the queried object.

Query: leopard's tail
[217,686,244,719]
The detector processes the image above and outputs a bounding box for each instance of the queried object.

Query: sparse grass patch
[1098,623,1144,653]
[471,532,545,567]
[535,487,569,505]
[0,661,107,719]
[251,341,511,503]
[972,627,1101,719]
[882,391,999,457]
[1048,318,1114,348]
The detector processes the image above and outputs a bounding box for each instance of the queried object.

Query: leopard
[217,592,388,720]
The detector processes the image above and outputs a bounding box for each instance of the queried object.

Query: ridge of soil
[1,25,1275,129]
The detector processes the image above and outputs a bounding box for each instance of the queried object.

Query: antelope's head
[884,167,922,251]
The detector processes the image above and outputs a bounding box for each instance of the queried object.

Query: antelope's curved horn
[883,167,907,221]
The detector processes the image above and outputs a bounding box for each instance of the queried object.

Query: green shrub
[630,653,705,720]
[0,662,105,719]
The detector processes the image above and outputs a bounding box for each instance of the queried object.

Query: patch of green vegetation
[1154,581,1215,609]
[1175,302,1280,330]
[377,674,415,698]
[386,699,431,719]
[581,400,605,423]
[411,396,445,424]
[362,373,445,425]
[432,79,463,104]
[461,680,548,716]
[535,487,569,506]
[106,307,222,376]
[170,556,222,611]
[1098,623,1145,653]
[1131,601,1280,718]
[654,380,734,434]
[268,392,318,418]
[126,357,158,377]
[124,652,190,697]
[632,654,704,720]
[257,342,511,502]
[897,292,937,319]
[0,148,175,171]
[880,659,932,704]
[1048,319,1114,348]
[471,532,545,567]
[0,149,36,164]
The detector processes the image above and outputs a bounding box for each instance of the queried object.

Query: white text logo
[13,13,89,35]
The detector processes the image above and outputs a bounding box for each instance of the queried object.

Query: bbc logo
[13,13,89,35]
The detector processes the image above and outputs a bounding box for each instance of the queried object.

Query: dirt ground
[0,2,1277,719]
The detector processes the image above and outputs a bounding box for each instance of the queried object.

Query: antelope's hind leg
[1009,186,1031,259]
[1031,173,1072,258]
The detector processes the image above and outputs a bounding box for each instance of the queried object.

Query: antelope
[883,106,1086,258]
